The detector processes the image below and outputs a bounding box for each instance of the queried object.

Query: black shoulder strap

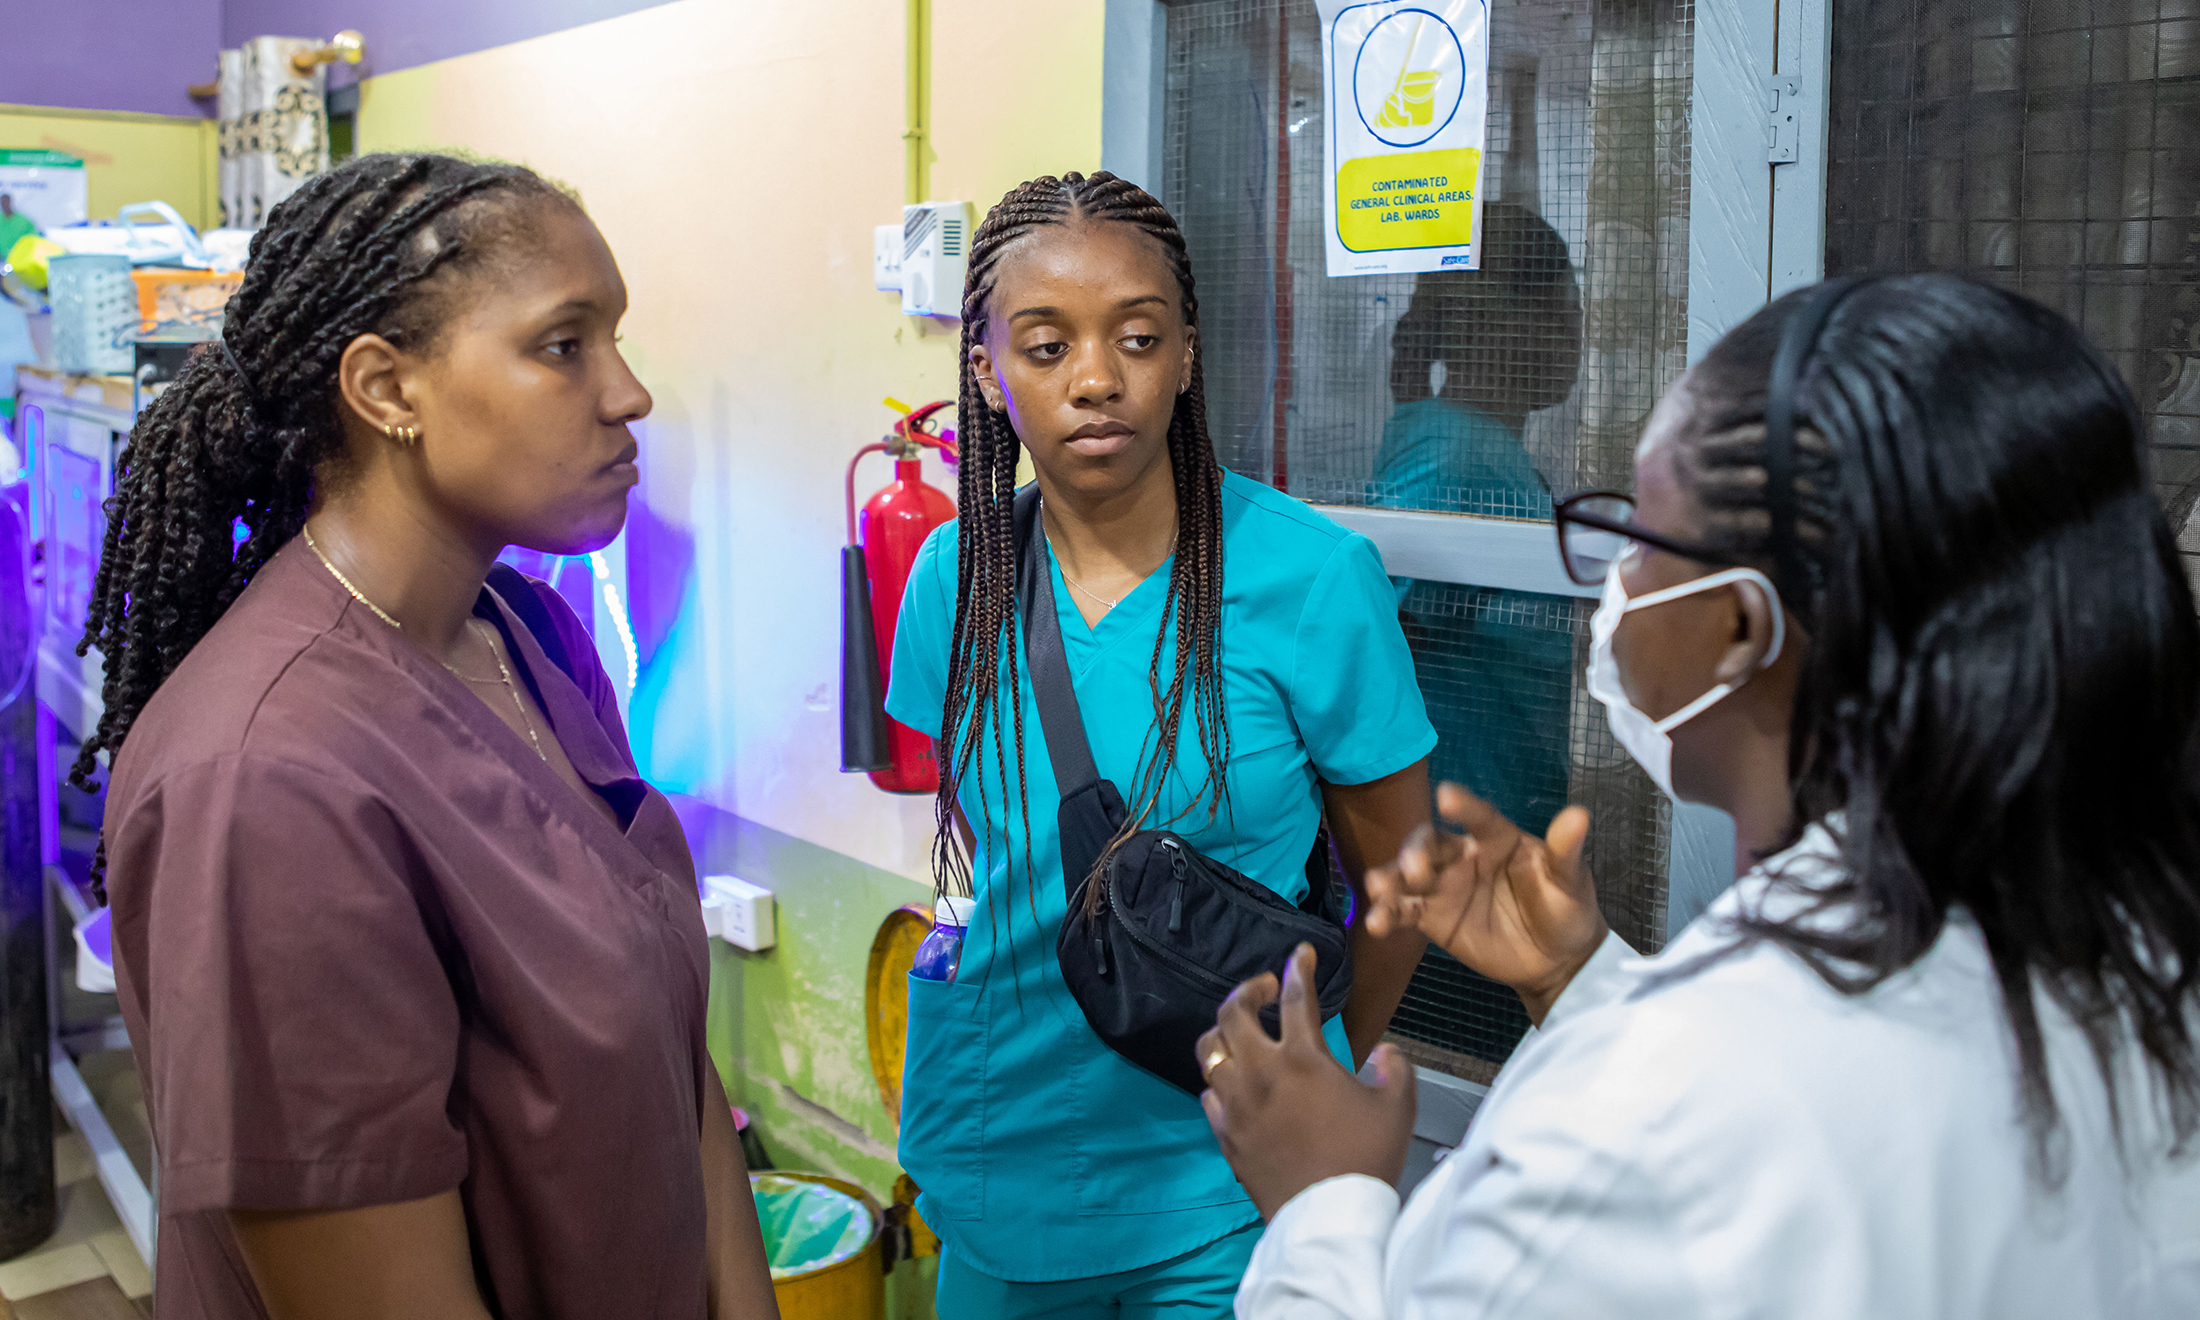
[1015,486,1101,797]
[1015,486,1126,899]
[486,562,576,684]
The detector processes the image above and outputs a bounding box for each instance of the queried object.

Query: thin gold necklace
[463,618,549,763]
[301,524,549,762]
[1038,496,1178,613]
[302,523,401,630]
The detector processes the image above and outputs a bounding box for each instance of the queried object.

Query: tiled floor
[0,1122,151,1319]
[0,1278,145,1320]
[16,875,158,1319]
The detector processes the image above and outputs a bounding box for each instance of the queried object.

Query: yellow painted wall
[0,105,219,229]
[929,2,1109,205]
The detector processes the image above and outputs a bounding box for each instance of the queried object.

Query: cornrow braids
[73,152,577,897]
[933,171,1231,920]
[1673,423,1842,625]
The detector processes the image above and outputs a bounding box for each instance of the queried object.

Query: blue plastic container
[909,895,971,983]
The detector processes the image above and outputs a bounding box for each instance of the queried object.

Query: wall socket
[873,223,903,292]
[701,874,776,952]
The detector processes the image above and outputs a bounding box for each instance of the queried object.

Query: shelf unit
[14,365,154,1269]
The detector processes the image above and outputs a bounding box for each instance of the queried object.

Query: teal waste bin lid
[750,1173,873,1279]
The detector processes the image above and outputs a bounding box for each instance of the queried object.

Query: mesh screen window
[1827,0,2200,585]
[1161,0,1692,1075]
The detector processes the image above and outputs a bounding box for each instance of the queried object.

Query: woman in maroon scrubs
[80,154,776,1318]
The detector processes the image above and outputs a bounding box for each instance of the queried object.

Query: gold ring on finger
[1201,1044,1231,1079]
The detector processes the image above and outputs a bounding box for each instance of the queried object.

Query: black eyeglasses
[1552,490,1743,586]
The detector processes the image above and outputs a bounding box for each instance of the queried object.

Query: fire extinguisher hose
[845,442,893,546]
[840,541,893,773]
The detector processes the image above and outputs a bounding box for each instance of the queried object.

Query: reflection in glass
[1371,202,1581,521]
[1372,203,1582,835]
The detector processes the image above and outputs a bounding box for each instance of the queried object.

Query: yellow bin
[757,1171,885,1319]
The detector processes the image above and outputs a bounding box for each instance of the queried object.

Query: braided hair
[934,172,1229,912]
[73,153,578,894]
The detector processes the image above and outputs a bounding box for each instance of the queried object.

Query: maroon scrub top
[103,540,712,1319]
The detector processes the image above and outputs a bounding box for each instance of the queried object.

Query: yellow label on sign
[1335,148,1480,253]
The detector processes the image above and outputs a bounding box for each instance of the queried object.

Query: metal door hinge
[1767,75,1805,164]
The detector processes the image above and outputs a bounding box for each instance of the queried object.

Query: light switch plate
[873,223,903,292]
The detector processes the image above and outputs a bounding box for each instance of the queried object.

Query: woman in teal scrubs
[886,171,1437,1317]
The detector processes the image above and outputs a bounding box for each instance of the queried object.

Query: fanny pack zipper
[1166,845,1188,933]
[1100,862,1238,996]
[1155,835,1336,939]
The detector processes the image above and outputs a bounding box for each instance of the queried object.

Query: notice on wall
[0,150,89,233]
[1317,1,1490,277]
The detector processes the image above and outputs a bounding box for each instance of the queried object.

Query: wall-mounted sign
[1317,1,1490,277]
[0,150,88,234]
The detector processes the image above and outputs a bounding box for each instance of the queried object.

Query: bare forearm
[1320,760,1434,1067]
[1343,924,1427,1065]
[701,1067,779,1319]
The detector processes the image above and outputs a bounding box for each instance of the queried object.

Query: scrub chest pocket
[901,975,988,1221]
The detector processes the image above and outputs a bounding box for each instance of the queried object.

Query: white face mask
[1586,561,1785,798]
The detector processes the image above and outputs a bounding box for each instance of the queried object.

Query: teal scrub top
[885,468,1437,1282]
[1368,396,1549,520]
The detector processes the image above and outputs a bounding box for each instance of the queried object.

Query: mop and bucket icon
[1374,16,1442,129]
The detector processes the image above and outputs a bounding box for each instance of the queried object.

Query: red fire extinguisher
[842,398,957,793]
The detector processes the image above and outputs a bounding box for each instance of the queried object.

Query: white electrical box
[701,874,776,952]
[873,223,903,292]
[898,200,971,318]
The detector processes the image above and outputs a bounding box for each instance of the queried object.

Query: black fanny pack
[1014,486,1353,1096]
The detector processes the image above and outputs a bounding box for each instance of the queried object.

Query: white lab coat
[1237,825,2200,1319]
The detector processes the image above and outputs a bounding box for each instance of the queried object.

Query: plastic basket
[132,268,242,338]
[50,253,135,375]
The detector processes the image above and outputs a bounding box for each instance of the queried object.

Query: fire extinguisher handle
[893,400,960,462]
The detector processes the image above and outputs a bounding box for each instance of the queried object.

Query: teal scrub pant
[934,1222,1261,1319]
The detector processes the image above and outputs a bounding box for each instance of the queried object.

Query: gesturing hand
[1196,944,1415,1222]
[1364,782,1608,1025]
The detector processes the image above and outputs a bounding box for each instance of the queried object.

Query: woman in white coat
[1197,275,2200,1319]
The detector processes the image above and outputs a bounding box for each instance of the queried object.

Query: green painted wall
[674,798,941,1319]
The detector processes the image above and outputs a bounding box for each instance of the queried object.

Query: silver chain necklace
[1038,496,1177,614]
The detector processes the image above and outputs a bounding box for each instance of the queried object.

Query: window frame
[1108,0,1835,944]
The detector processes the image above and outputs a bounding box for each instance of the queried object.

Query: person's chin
[581,498,630,552]
[534,497,629,557]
